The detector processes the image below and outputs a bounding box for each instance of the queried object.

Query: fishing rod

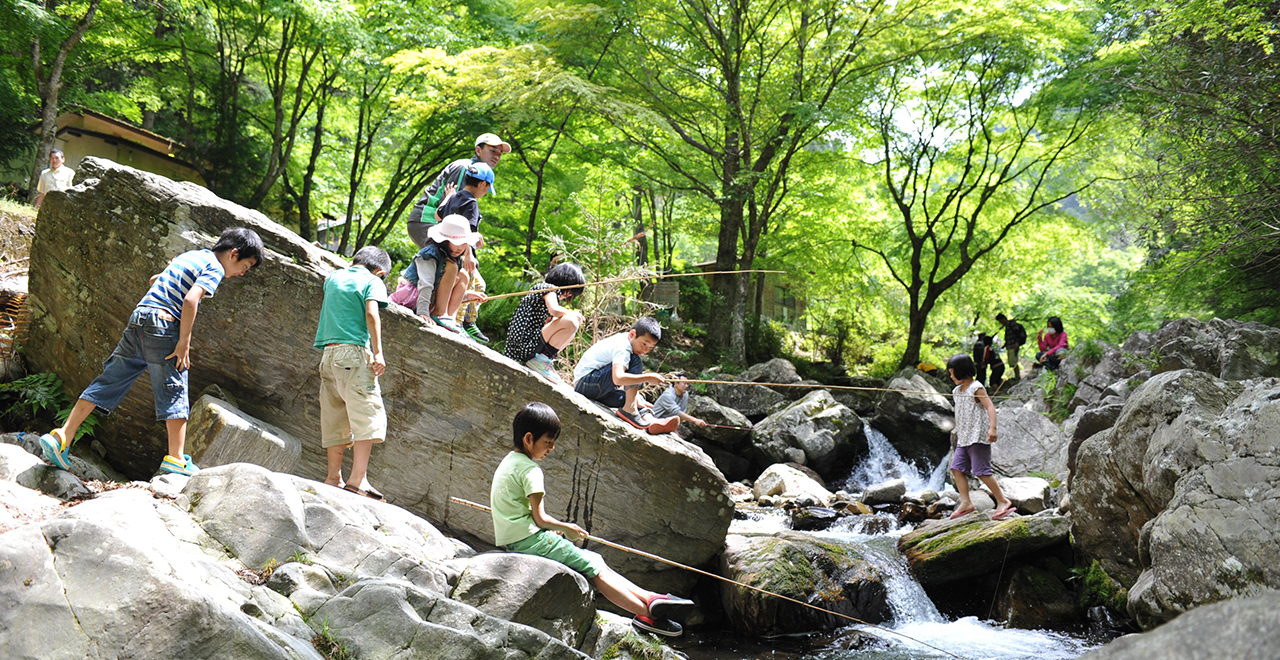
[669,378,1014,401]
[484,269,785,302]
[701,422,752,431]
[448,496,967,660]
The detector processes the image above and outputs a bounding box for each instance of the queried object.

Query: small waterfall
[844,422,946,494]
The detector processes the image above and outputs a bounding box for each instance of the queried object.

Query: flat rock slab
[25,158,731,592]
[897,513,1070,585]
[188,394,301,473]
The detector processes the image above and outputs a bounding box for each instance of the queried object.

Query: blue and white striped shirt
[136,249,224,318]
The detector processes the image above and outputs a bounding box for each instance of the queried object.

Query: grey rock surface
[677,394,753,447]
[1077,590,1280,660]
[752,463,832,504]
[311,577,588,660]
[188,394,302,473]
[751,390,866,478]
[992,405,1068,479]
[871,373,954,468]
[24,158,731,592]
[1071,370,1244,587]
[860,478,906,505]
[1125,379,1280,629]
[996,476,1052,514]
[1150,317,1280,380]
[451,552,595,647]
[708,381,787,419]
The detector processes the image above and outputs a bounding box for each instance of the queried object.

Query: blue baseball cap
[466,162,496,194]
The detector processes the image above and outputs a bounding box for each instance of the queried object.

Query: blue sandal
[40,429,72,470]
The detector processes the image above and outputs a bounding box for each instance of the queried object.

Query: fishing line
[485,269,785,302]
[449,496,968,660]
[670,378,1023,402]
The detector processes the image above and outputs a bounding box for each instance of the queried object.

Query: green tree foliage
[1103,0,1280,325]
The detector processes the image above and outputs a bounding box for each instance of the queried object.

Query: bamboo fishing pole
[484,269,785,302]
[669,378,1009,400]
[448,496,966,660]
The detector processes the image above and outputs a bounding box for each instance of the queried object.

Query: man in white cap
[35,149,75,209]
[406,133,509,248]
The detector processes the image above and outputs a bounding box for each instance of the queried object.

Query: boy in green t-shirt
[314,246,391,499]
[490,402,696,637]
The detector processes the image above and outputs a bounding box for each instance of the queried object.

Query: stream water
[678,424,1108,660]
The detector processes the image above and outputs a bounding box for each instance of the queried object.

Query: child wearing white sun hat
[389,214,487,334]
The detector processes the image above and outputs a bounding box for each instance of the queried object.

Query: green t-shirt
[314,265,389,349]
[491,451,544,546]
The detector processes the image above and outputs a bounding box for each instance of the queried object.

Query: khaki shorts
[319,344,387,448]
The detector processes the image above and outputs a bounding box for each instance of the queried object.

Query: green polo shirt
[314,265,388,348]
[490,451,545,546]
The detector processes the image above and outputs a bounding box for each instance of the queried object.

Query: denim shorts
[506,529,605,579]
[573,354,642,408]
[80,307,189,420]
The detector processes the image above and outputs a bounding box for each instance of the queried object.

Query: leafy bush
[1075,338,1104,366]
[745,316,785,364]
[0,372,98,441]
[677,271,712,323]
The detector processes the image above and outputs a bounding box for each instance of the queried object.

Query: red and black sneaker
[632,615,682,637]
[646,594,696,623]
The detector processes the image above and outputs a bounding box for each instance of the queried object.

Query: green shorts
[506,529,605,579]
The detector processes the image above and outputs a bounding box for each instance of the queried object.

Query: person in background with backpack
[996,313,1027,380]
[405,133,510,249]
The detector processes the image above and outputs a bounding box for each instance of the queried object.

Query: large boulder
[897,513,1070,585]
[993,565,1078,629]
[738,358,802,389]
[871,373,954,468]
[1124,379,1280,629]
[752,463,832,504]
[750,390,866,478]
[829,376,885,416]
[677,395,753,447]
[991,405,1068,478]
[187,394,301,473]
[181,464,456,595]
[0,489,320,660]
[996,476,1052,514]
[707,381,787,419]
[0,442,91,501]
[720,532,891,635]
[25,158,732,592]
[450,553,595,648]
[1068,343,1129,412]
[0,461,602,660]
[1077,590,1280,660]
[1149,317,1280,380]
[1070,370,1245,587]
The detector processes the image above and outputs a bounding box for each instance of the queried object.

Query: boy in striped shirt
[39,227,264,476]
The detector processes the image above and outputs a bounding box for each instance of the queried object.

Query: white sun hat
[427,214,481,247]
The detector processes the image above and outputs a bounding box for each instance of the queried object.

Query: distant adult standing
[35,149,75,209]
[405,133,510,249]
[995,313,1027,380]
[1035,316,1069,370]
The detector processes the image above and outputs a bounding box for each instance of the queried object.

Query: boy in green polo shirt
[491,402,696,637]
[314,246,391,499]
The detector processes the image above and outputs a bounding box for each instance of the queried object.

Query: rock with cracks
[24,158,731,593]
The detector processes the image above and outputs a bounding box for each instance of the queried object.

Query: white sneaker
[526,354,564,384]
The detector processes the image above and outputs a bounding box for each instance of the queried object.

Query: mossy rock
[994,564,1079,629]
[720,532,890,636]
[897,513,1071,585]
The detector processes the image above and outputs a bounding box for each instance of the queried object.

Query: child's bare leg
[55,398,97,448]
[978,474,1013,512]
[166,418,188,460]
[591,567,658,618]
[445,269,470,317]
[433,262,461,317]
[542,315,581,349]
[345,439,376,492]
[621,385,640,415]
[951,469,975,513]
[325,445,346,486]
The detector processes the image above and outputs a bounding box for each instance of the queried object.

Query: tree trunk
[297,96,327,242]
[27,0,102,204]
